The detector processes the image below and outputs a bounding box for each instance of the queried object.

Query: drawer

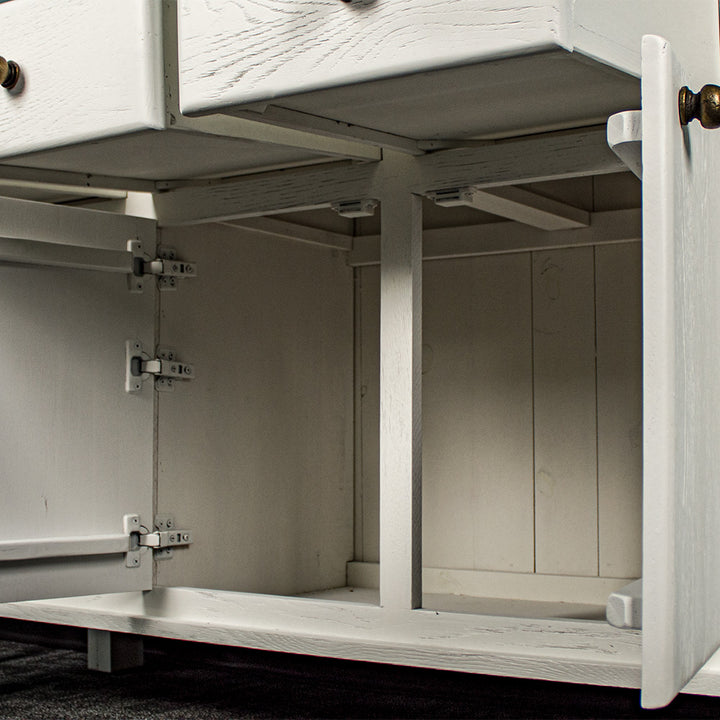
[0,0,165,159]
[178,0,563,114]
[179,1,718,142]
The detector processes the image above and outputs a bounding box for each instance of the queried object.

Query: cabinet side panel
[533,247,598,576]
[595,243,642,579]
[155,224,354,595]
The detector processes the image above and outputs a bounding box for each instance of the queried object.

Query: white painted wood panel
[0,587,644,690]
[178,0,565,115]
[533,247,598,576]
[0,0,164,160]
[595,243,642,579]
[422,254,534,573]
[640,36,720,709]
[378,171,423,609]
[155,223,354,595]
[0,256,155,601]
[572,1,720,86]
[155,128,624,226]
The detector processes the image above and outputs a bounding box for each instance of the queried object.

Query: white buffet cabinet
[1,0,720,710]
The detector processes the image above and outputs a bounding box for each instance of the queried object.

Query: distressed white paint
[640,36,720,709]
[177,1,713,145]
[571,1,720,86]
[0,587,643,689]
[0,0,164,160]
[379,153,423,609]
[178,1,566,114]
[155,128,623,226]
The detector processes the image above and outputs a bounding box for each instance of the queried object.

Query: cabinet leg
[87,629,144,672]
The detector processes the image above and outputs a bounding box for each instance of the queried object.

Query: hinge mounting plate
[125,340,195,393]
[127,242,197,293]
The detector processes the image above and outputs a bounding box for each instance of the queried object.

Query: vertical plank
[533,247,598,576]
[379,176,423,610]
[595,243,642,578]
[423,254,534,573]
[357,266,381,563]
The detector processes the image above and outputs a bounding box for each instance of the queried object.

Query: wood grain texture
[571,0,720,85]
[640,36,720,709]
[155,222,354,596]
[0,586,643,689]
[379,160,423,609]
[0,0,165,160]
[595,243,642,579]
[155,128,624,226]
[178,0,564,114]
[533,247,598,576]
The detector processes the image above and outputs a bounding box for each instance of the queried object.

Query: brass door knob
[0,56,20,90]
[679,84,720,128]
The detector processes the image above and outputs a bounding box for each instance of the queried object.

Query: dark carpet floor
[2,628,720,719]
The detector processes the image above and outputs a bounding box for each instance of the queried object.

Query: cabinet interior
[152,171,642,623]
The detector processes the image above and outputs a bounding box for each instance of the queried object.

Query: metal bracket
[125,340,195,393]
[126,242,197,293]
[123,513,142,568]
[426,188,470,207]
[331,199,378,218]
[141,516,192,560]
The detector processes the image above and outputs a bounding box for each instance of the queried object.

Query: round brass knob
[0,56,20,90]
[679,84,720,128]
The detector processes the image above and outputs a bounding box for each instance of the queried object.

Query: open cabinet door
[0,198,156,603]
[642,35,720,708]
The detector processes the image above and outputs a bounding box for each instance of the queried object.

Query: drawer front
[179,0,563,115]
[0,0,165,160]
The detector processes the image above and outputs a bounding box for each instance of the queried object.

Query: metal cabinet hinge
[123,514,192,566]
[141,515,193,561]
[125,340,195,393]
[127,242,197,293]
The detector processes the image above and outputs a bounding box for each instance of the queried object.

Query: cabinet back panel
[155,224,354,595]
[358,243,642,580]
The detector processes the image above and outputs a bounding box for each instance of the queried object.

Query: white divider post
[379,152,423,609]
